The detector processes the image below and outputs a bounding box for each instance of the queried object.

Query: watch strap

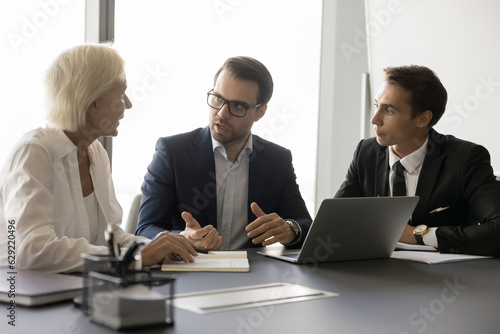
[285,219,301,245]
[414,233,425,245]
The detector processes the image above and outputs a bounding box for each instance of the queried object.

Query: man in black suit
[335,65,500,256]
[137,56,311,251]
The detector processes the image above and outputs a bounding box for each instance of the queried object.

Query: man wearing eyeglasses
[136,56,312,251]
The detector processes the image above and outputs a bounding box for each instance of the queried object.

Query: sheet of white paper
[391,250,492,264]
[395,242,437,252]
[174,283,338,314]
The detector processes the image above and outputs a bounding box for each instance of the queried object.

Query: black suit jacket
[137,126,312,248]
[335,128,500,256]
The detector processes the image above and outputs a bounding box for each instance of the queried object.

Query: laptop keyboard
[282,252,300,259]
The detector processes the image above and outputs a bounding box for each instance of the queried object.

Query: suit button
[449,248,455,253]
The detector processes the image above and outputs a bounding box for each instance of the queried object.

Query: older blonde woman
[0,43,197,273]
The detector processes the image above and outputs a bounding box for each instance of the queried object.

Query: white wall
[366,0,500,172]
[112,1,322,219]
[316,0,369,211]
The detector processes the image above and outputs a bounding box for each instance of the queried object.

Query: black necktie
[393,161,406,196]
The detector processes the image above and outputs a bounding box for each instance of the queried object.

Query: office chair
[124,193,142,234]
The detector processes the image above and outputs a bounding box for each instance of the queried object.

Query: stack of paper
[162,251,249,272]
[90,284,168,329]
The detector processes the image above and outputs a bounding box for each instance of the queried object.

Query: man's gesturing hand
[181,211,223,251]
[246,202,295,246]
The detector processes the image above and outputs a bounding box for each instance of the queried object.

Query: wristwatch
[413,224,429,245]
[285,220,301,244]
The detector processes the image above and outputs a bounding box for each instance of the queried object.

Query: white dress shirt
[388,137,438,248]
[0,127,147,273]
[212,134,253,250]
[84,191,101,244]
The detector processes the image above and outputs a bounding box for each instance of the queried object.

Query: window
[113,0,322,222]
[0,1,85,167]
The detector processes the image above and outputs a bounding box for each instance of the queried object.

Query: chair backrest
[124,193,142,234]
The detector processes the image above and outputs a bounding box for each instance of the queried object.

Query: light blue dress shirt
[212,134,253,250]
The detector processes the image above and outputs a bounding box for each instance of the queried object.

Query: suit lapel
[187,127,218,227]
[414,129,444,220]
[248,135,267,214]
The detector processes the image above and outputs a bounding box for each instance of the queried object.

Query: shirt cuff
[423,227,438,248]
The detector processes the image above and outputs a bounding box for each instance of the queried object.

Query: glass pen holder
[80,253,119,314]
[80,252,141,314]
[86,270,176,330]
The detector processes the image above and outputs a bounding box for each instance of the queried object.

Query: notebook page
[162,251,249,272]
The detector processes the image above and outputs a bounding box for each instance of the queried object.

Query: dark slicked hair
[384,65,447,127]
[214,56,274,105]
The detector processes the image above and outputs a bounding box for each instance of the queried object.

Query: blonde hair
[45,43,125,132]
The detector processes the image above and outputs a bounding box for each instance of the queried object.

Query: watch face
[414,225,427,233]
[286,221,299,235]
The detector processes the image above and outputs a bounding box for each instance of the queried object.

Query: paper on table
[174,282,338,314]
[391,250,492,264]
[162,251,249,272]
[395,242,437,252]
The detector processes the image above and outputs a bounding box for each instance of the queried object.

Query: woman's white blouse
[84,191,101,244]
[0,127,146,273]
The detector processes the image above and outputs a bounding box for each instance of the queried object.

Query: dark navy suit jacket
[136,126,312,248]
[335,128,500,256]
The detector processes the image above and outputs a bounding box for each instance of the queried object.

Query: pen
[116,241,142,274]
[195,249,209,254]
[121,241,141,263]
[114,237,121,257]
[104,227,116,257]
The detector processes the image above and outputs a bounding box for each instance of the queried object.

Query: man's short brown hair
[214,56,274,105]
[384,65,447,127]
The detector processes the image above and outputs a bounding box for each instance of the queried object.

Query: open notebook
[161,251,249,272]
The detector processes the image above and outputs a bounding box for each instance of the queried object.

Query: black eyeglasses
[207,90,263,118]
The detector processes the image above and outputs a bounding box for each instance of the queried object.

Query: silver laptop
[258,197,419,264]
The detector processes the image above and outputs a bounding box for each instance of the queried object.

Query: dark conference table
[6,248,500,334]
